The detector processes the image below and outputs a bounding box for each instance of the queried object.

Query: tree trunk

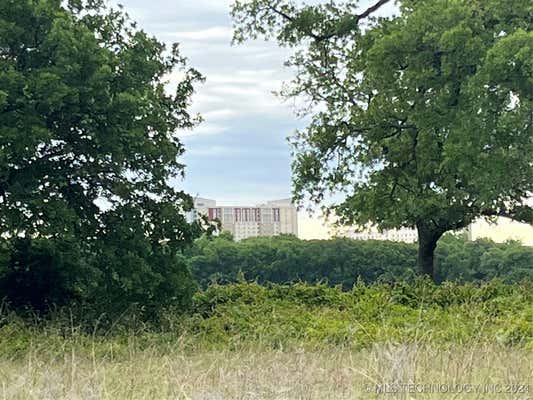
[416,223,442,281]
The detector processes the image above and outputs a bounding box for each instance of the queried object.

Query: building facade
[340,226,418,243]
[467,217,533,246]
[190,198,298,241]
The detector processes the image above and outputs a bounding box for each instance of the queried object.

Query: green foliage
[0,238,97,311]
[436,235,533,283]
[188,234,533,288]
[185,280,533,350]
[232,0,533,278]
[0,0,204,316]
[1,280,531,358]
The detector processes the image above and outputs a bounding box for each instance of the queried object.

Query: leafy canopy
[0,0,205,313]
[232,0,533,236]
[1,0,204,242]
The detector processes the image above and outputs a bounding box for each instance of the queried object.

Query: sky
[108,0,301,206]
[108,0,397,206]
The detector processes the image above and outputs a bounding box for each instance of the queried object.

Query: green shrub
[0,280,531,355]
[0,238,98,312]
[182,280,533,350]
[0,236,197,324]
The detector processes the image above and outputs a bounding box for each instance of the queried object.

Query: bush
[0,238,98,312]
[0,236,197,323]
[184,280,533,350]
[91,249,197,323]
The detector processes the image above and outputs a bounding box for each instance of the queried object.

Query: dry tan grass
[1,342,531,400]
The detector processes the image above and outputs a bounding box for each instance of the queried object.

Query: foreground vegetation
[1,4,532,397]
[1,344,531,399]
[1,280,532,399]
[2,280,532,353]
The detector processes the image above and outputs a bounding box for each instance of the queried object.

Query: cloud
[111,0,308,204]
[171,26,233,42]
[202,109,238,120]
[180,122,229,137]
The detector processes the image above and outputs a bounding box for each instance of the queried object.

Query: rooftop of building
[193,197,296,208]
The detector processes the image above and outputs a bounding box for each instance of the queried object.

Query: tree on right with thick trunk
[232,0,533,281]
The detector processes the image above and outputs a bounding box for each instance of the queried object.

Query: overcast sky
[106,0,397,208]
[106,0,300,206]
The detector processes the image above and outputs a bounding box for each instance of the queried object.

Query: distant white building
[339,219,533,245]
[467,217,533,246]
[188,197,298,241]
[340,226,418,243]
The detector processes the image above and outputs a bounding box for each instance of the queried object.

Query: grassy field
[1,342,531,399]
[1,281,532,399]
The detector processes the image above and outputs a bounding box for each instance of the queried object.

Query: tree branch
[357,0,392,20]
[481,206,533,225]
[268,0,392,42]
[267,5,329,42]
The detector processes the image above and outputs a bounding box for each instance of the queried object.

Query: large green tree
[232,0,533,280]
[0,0,204,312]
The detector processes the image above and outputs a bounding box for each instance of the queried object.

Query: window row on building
[207,207,281,223]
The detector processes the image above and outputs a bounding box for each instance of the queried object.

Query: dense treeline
[187,234,533,288]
